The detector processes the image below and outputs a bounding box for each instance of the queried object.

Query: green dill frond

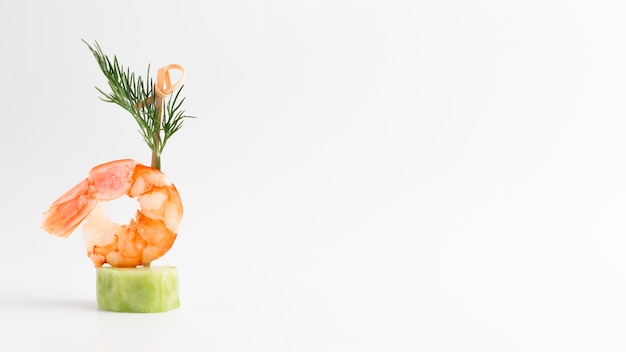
[83,40,193,170]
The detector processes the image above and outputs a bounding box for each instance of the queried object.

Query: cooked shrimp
[41,159,183,267]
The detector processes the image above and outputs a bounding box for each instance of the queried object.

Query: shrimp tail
[41,178,98,238]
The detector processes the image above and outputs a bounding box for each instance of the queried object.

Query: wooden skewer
[135,64,185,169]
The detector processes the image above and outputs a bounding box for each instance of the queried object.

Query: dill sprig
[83,40,193,170]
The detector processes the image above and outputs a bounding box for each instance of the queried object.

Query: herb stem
[152,95,164,169]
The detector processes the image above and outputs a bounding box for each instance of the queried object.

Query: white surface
[2,0,626,351]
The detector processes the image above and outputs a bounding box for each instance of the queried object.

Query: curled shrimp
[41,159,183,267]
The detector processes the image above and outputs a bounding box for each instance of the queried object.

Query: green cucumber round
[96,266,180,313]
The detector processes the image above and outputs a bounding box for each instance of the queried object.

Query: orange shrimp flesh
[41,159,182,267]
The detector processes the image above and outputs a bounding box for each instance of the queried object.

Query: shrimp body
[41,159,182,267]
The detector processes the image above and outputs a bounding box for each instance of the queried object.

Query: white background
[1,0,626,351]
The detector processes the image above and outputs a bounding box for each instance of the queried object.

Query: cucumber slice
[96,266,180,313]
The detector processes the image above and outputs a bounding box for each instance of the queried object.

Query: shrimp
[41,159,183,268]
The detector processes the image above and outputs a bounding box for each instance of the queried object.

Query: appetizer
[41,41,192,312]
